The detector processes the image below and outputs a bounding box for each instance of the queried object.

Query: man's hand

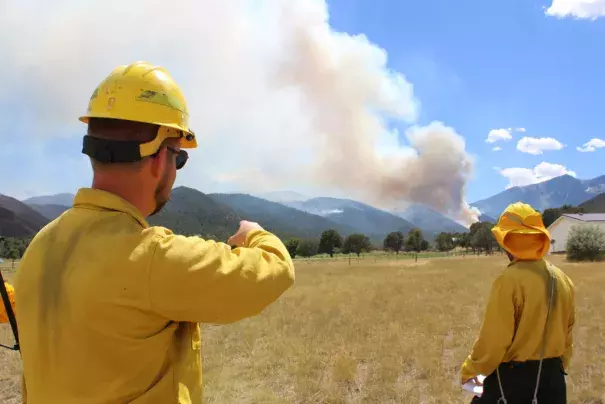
[228,220,264,247]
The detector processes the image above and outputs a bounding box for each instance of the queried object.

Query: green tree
[343,234,372,257]
[17,243,27,258]
[566,224,605,262]
[420,239,430,251]
[435,232,455,251]
[456,232,471,251]
[383,231,404,254]
[318,229,343,258]
[468,221,496,254]
[1,238,16,258]
[542,205,585,228]
[404,228,425,252]
[296,239,319,258]
[470,223,496,254]
[284,238,300,259]
[7,248,19,268]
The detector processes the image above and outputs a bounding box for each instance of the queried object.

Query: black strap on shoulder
[0,270,19,351]
[82,135,144,163]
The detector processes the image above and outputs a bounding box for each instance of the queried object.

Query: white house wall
[549,218,605,253]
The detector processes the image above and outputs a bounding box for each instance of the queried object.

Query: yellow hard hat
[492,202,551,260]
[80,61,197,158]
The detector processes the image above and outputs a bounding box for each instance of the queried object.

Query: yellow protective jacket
[460,258,575,382]
[14,188,295,404]
[0,281,16,323]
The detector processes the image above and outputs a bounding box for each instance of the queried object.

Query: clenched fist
[228,220,264,247]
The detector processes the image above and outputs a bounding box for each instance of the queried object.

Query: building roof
[562,213,605,222]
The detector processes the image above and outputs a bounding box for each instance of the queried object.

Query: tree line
[3,212,602,262]
[282,221,501,259]
[0,236,31,263]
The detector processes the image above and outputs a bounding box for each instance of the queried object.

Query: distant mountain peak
[471,173,605,218]
[255,190,309,203]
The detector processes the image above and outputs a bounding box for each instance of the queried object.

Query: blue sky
[326,0,605,201]
[1,0,605,211]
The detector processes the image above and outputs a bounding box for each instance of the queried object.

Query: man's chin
[149,198,169,217]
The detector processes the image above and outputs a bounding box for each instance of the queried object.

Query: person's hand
[462,377,483,386]
[228,220,264,247]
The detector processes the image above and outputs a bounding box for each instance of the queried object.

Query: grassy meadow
[1,254,604,403]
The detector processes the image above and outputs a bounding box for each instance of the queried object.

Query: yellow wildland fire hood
[491,202,551,260]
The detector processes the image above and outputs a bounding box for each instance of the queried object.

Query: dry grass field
[1,254,604,403]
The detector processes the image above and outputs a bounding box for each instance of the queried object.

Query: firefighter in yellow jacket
[460,202,574,404]
[13,62,295,404]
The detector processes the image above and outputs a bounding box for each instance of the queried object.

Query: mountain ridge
[209,193,357,239]
[4,173,605,240]
[0,194,50,237]
[284,197,418,237]
[471,174,605,218]
[579,193,605,213]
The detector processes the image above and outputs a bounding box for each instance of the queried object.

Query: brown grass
[1,255,604,403]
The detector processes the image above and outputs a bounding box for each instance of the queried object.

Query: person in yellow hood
[460,202,574,404]
[13,61,295,404]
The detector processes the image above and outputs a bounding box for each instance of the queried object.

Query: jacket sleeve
[460,274,516,383]
[0,282,16,323]
[147,229,295,324]
[562,281,575,371]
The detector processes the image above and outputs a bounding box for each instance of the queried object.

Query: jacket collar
[73,188,149,228]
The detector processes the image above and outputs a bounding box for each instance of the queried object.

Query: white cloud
[499,162,577,188]
[577,138,605,152]
[492,146,502,151]
[486,127,525,143]
[486,129,512,143]
[546,0,605,19]
[0,0,482,224]
[516,136,565,155]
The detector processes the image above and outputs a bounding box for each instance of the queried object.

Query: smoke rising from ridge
[0,0,480,224]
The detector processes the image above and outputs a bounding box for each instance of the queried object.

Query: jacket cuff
[460,358,478,383]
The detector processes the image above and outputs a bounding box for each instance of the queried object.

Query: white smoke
[0,0,480,224]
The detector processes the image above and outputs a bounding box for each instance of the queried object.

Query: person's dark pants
[470,357,567,404]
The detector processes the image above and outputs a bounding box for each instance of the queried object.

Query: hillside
[0,194,50,237]
[579,193,605,213]
[471,174,605,218]
[148,187,242,241]
[390,204,468,236]
[285,197,416,239]
[29,204,70,221]
[479,214,497,223]
[209,193,357,239]
[23,193,75,207]
[255,190,309,203]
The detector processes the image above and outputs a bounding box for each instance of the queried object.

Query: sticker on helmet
[136,90,187,114]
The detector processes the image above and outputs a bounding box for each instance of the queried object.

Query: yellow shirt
[14,188,295,403]
[460,259,575,382]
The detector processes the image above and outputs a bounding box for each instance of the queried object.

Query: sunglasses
[165,146,188,170]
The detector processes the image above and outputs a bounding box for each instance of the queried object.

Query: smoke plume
[0,0,480,225]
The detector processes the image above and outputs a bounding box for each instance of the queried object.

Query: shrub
[566,224,605,262]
